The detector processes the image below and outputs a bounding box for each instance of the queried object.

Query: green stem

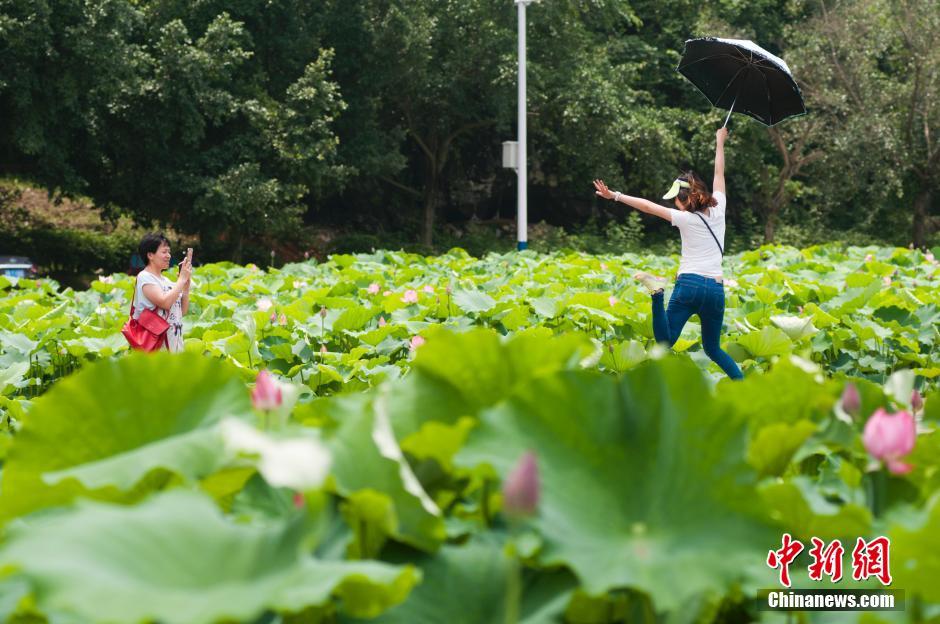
[481,479,491,527]
[869,468,887,518]
[504,555,521,624]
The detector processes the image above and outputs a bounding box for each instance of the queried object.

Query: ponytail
[676,171,717,213]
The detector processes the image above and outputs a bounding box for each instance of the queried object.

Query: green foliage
[1,310,937,622]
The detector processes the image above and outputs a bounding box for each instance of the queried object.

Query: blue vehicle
[0,255,38,279]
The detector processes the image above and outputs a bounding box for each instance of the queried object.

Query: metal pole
[516,0,528,250]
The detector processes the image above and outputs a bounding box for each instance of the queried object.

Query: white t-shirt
[669,191,727,278]
[134,271,184,353]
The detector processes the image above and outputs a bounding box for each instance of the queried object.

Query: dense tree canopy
[1,0,937,257]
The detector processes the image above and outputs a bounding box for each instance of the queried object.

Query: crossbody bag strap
[694,212,724,255]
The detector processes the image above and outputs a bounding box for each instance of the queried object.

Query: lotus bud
[367,282,380,294]
[320,344,328,354]
[409,335,425,351]
[319,307,327,319]
[883,276,892,286]
[608,296,617,307]
[502,451,540,518]
[911,390,923,412]
[278,313,288,326]
[445,285,452,294]
[251,370,282,411]
[293,492,305,509]
[600,262,608,271]
[841,383,861,416]
[378,316,386,327]
[270,311,277,323]
[863,408,916,474]
[423,285,435,293]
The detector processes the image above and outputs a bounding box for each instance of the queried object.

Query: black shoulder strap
[694,212,723,255]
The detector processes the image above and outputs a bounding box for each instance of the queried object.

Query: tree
[789,0,939,247]
[0,0,348,261]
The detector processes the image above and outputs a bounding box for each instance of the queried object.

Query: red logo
[767,535,892,586]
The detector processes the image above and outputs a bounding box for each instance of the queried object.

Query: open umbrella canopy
[677,37,806,126]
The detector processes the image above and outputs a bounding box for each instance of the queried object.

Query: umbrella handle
[722,95,737,128]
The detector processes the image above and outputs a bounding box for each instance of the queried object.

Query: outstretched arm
[713,127,727,196]
[593,179,674,223]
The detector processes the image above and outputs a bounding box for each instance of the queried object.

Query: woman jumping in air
[593,127,743,379]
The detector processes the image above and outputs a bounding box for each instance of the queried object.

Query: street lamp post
[515,0,532,251]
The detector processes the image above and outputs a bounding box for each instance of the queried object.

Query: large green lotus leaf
[452,289,496,314]
[0,352,254,522]
[733,326,793,358]
[411,327,590,412]
[320,393,446,552]
[343,540,513,624]
[715,357,840,429]
[454,358,776,611]
[759,478,871,542]
[890,495,940,602]
[0,490,417,624]
[769,315,818,341]
[0,362,29,396]
[747,419,818,477]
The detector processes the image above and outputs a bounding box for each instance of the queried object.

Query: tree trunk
[912,188,932,248]
[764,212,776,244]
[422,172,439,248]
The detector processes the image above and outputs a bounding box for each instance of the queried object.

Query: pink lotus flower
[378,316,386,327]
[502,451,540,518]
[402,289,419,304]
[278,313,288,326]
[863,408,916,474]
[608,296,617,306]
[600,262,608,271]
[423,284,435,294]
[883,276,892,286]
[725,279,738,288]
[841,383,861,416]
[367,282,381,294]
[926,251,936,264]
[383,290,392,296]
[251,370,282,411]
[409,335,426,351]
[865,254,874,262]
[257,298,273,312]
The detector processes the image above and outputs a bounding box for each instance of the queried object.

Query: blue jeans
[651,273,743,380]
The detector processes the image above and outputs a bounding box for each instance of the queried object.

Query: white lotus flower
[220,419,331,491]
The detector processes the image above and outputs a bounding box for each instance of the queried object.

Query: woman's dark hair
[139,232,170,265]
[675,171,718,213]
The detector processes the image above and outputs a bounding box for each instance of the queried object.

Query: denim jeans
[651,273,744,380]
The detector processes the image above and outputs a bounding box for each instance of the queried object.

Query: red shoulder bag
[122,279,169,352]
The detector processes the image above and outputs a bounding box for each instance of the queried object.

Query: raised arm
[141,260,191,311]
[713,127,727,196]
[593,179,674,223]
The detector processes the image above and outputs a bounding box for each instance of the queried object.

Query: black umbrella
[677,37,806,127]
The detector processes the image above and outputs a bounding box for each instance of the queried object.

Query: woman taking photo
[593,127,743,380]
[133,233,192,353]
